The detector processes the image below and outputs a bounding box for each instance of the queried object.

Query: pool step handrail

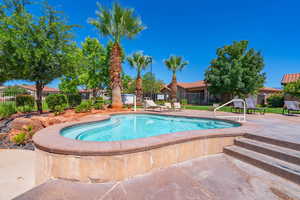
[214,99,246,122]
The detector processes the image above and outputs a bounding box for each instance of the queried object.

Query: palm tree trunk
[109,42,123,109]
[136,74,143,105]
[170,73,177,102]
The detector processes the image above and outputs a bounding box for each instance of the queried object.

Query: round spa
[33,113,247,184]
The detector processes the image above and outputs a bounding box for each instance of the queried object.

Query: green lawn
[183,105,283,114]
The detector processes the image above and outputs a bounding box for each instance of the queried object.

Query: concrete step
[224,146,300,185]
[244,133,300,151]
[235,138,300,165]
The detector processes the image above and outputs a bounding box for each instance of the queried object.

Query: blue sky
[5,0,300,88]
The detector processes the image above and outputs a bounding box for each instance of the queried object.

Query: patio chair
[231,101,244,113]
[164,102,172,111]
[245,97,265,115]
[144,100,165,111]
[173,102,182,111]
[283,101,300,115]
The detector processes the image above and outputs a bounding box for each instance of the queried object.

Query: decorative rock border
[33,112,258,184]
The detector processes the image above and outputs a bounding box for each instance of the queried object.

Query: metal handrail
[213,99,246,122]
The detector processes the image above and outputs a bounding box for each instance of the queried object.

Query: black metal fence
[142,92,210,105]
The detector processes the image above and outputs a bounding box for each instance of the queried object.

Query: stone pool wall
[35,135,238,184]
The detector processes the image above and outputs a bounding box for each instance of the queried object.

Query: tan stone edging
[33,111,258,156]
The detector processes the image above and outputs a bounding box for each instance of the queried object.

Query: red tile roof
[20,85,59,92]
[259,87,282,93]
[176,80,207,89]
[281,73,300,84]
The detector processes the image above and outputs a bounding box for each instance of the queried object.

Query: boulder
[10,117,44,132]
[31,116,61,127]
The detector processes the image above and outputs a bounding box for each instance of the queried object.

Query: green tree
[79,37,107,97]
[205,40,266,100]
[0,1,77,113]
[164,56,189,101]
[127,51,152,104]
[89,2,145,109]
[142,72,164,96]
[122,74,134,94]
[59,45,83,94]
[60,38,108,97]
[284,79,300,98]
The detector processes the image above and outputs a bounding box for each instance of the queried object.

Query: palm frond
[127,51,152,73]
[164,55,189,73]
[89,2,146,43]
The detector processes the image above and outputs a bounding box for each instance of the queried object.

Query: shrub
[267,94,284,107]
[104,99,111,105]
[46,94,67,112]
[75,100,92,113]
[0,103,17,118]
[54,104,68,116]
[23,125,35,139]
[67,93,82,108]
[12,132,26,145]
[93,102,103,110]
[16,94,35,112]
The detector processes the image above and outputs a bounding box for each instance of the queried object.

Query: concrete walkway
[0,150,35,200]
[169,110,300,144]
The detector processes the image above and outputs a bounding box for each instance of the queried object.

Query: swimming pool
[61,114,240,142]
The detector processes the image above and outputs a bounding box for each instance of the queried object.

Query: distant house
[257,87,282,105]
[19,85,60,99]
[79,89,108,99]
[160,81,212,104]
[161,80,282,105]
[281,73,300,101]
[281,73,300,85]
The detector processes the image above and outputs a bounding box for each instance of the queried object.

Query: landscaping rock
[30,116,61,127]
[10,118,44,132]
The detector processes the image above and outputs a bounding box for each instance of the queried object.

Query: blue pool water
[61,114,240,142]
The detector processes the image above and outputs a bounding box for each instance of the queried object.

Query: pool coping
[33,111,259,156]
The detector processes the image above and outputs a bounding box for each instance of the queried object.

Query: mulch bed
[0,112,48,151]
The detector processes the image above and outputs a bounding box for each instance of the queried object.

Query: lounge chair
[283,101,300,115]
[231,101,244,113]
[245,97,265,115]
[164,102,172,111]
[144,100,165,111]
[174,102,182,111]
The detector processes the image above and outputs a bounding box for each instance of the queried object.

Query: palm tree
[127,51,152,104]
[164,56,189,101]
[89,3,145,109]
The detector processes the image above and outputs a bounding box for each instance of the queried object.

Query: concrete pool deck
[0,150,35,200]
[2,110,300,199]
[14,154,300,200]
